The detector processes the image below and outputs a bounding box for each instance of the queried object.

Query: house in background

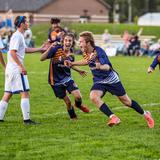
[0,0,111,23]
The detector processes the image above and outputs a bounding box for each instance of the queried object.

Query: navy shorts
[51,80,79,99]
[91,81,126,97]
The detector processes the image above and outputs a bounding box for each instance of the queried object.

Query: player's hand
[40,41,51,53]
[64,60,72,67]
[95,63,101,69]
[20,66,27,75]
[79,70,87,77]
[147,66,154,74]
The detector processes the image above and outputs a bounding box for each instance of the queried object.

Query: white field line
[39,102,160,117]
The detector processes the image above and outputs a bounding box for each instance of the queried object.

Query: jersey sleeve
[9,35,21,51]
[47,46,60,59]
[97,47,111,66]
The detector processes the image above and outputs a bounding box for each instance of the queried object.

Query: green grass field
[0,55,160,160]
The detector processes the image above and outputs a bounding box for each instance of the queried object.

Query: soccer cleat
[107,115,121,127]
[144,111,154,128]
[24,119,40,125]
[0,120,4,122]
[75,104,90,113]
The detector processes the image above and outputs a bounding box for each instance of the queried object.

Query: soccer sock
[75,99,82,108]
[67,106,77,119]
[130,100,144,115]
[21,98,30,120]
[99,103,114,117]
[0,100,8,120]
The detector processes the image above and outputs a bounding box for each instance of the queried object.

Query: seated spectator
[121,30,131,55]
[127,34,141,56]
[24,28,34,47]
[102,29,111,44]
[139,39,150,56]
[148,39,160,57]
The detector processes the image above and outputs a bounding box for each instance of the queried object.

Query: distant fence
[33,14,109,23]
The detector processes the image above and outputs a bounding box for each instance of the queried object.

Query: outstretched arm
[71,66,87,77]
[147,53,160,74]
[64,59,88,67]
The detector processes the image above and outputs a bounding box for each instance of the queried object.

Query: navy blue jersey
[150,52,160,69]
[47,45,74,86]
[83,46,120,84]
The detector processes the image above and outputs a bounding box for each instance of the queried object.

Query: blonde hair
[79,31,95,47]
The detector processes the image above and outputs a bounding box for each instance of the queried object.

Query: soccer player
[147,52,160,73]
[0,15,45,124]
[64,31,154,128]
[40,33,89,119]
[48,18,65,43]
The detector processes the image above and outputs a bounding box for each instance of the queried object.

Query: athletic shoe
[144,111,154,128]
[107,115,121,127]
[24,119,40,125]
[75,104,90,113]
[0,120,4,122]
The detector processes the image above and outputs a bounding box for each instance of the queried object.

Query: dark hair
[50,18,61,24]
[62,33,75,48]
[14,16,26,28]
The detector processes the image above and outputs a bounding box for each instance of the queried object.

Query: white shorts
[5,72,30,94]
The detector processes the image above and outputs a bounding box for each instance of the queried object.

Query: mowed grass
[0,55,160,160]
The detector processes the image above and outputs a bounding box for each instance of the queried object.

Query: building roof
[0,0,110,12]
[138,13,160,26]
[0,0,53,12]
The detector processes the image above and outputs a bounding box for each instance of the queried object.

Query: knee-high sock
[21,98,30,120]
[75,99,82,108]
[0,100,8,120]
[99,103,113,117]
[131,100,144,115]
[67,106,77,119]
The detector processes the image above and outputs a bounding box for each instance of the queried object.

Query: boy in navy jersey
[41,33,89,119]
[64,31,154,128]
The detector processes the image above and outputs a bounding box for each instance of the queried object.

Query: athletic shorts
[5,72,30,94]
[91,81,126,97]
[51,80,78,99]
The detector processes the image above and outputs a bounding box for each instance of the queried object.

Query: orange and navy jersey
[47,45,74,86]
[83,46,119,84]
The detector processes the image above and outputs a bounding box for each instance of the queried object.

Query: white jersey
[6,30,27,74]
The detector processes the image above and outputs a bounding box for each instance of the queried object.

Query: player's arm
[0,52,6,70]
[147,53,160,74]
[71,66,87,77]
[64,59,88,67]
[90,49,111,71]
[94,63,111,71]
[10,50,27,75]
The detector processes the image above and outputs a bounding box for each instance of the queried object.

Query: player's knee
[123,99,132,107]
[90,94,99,104]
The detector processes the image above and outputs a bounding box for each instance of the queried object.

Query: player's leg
[71,89,89,113]
[67,80,89,113]
[51,84,77,119]
[90,83,120,127]
[0,92,12,121]
[118,94,154,128]
[63,95,77,119]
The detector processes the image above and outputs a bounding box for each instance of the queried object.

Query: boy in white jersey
[0,16,45,124]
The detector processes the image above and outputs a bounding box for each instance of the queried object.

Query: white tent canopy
[138,13,160,26]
